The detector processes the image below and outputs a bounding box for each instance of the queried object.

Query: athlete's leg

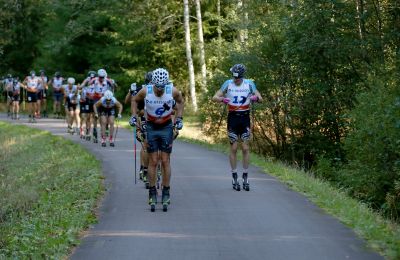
[229,142,238,171]
[241,141,250,170]
[100,115,107,140]
[147,152,159,187]
[108,116,115,142]
[160,152,171,187]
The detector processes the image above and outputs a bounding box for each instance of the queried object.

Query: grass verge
[0,121,103,259]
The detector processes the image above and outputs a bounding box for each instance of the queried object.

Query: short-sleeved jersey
[144,84,174,124]
[63,84,78,97]
[12,82,21,94]
[99,96,118,108]
[89,77,113,100]
[25,76,41,92]
[52,77,64,91]
[38,76,48,90]
[4,78,13,91]
[220,79,257,112]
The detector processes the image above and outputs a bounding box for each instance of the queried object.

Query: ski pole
[114,118,119,142]
[133,125,137,184]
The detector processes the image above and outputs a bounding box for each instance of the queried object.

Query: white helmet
[98,69,107,78]
[152,68,169,87]
[104,90,113,100]
[67,77,75,84]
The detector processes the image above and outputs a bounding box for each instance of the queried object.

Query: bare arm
[131,88,146,117]
[253,89,263,103]
[93,100,101,116]
[212,90,225,103]
[115,100,123,115]
[172,88,184,118]
[124,91,131,104]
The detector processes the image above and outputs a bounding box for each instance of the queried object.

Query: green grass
[176,136,400,260]
[0,121,103,259]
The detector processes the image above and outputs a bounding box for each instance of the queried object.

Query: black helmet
[87,70,96,78]
[145,71,153,84]
[54,71,61,77]
[230,64,246,78]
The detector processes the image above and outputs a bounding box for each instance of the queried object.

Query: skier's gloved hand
[175,117,183,130]
[222,97,230,104]
[117,114,122,119]
[250,95,259,103]
[129,115,137,127]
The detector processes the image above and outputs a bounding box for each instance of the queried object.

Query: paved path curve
[1,115,382,260]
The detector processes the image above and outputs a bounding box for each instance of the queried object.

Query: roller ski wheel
[145,182,150,189]
[93,138,98,143]
[101,140,106,147]
[110,142,115,147]
[149,187,157,212]
[162,187,170,212]
[86,135,91,141]
[232,172,241,191]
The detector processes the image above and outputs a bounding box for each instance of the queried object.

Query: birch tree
[195,0,207,91]
[183,0,198,111]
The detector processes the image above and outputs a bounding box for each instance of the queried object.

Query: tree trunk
[183,0,198,111]
[195,0,207,92]
[355,0,366,40]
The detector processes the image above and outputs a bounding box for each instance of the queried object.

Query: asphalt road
[1,115,383,260]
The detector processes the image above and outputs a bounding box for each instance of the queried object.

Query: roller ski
[148,187,157,212]
[161,187,170,212]
[109,137,115,147]
[80,128,84,139]
[67,125,73,134]
[242,173,250,191]
[232,172,241,191]
[101,138,106,147]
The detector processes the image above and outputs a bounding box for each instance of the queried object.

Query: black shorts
[227,111,251,143]
[80,99,91,113]
[7,91,13,99]
[146,120,173,153]
[27,92,38,103]
[12,94,20,102]
[67,97,80,111]
[99,107,116,117]
[38,89,47,100]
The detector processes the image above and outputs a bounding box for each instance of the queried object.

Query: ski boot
[148,187,157,212]
[232,172,241,191]
[67,125,73,134]
[101,137,106,147]
[161,186,170,212]
[139,166,144,181]
[109,138,115,147]
[242,173,250,191]
[93,128,98,143]
[28,115,32,123]
[80,127,84,139]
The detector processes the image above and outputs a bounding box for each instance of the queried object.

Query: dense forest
[0,0,399,220]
